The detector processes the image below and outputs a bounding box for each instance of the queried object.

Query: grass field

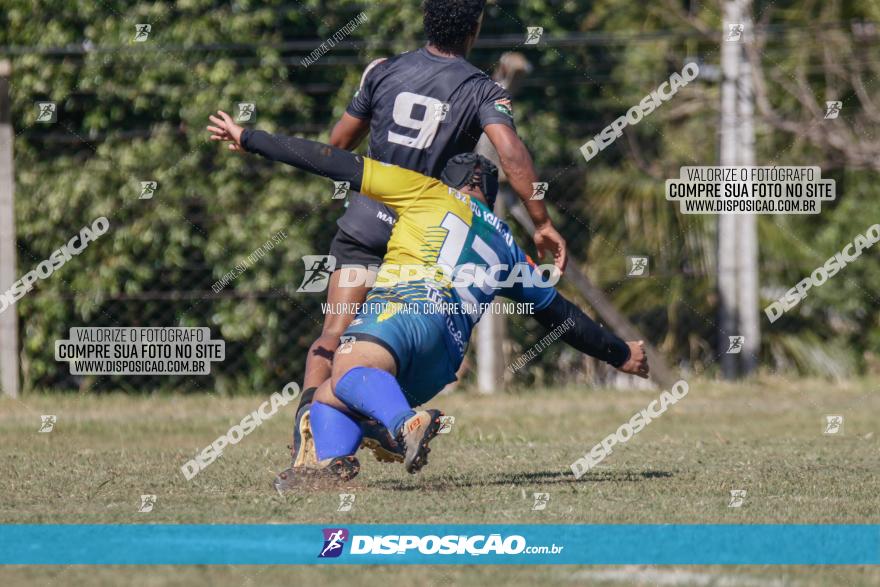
[1,376,878,585]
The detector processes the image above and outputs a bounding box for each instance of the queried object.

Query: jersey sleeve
[346,58,386,120]
[476,77,517,130]
[359,158,442,213]
[498,240,557,310]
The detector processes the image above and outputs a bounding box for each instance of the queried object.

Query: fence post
[0,59,20,398]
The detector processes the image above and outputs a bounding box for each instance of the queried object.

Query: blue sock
[309,401,363,461]
[334,366,416,437]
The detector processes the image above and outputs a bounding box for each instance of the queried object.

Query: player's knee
[330,361,358,395]
[314,383,336,406]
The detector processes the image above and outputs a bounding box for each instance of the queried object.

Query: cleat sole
[361,437,405,463]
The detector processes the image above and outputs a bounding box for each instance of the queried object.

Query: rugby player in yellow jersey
[207,111,648,488]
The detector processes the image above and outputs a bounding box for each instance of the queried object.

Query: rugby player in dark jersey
[291,0,569,469]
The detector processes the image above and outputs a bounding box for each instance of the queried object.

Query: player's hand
[533,222,567,273]
[207,111,245,152]
[617,340,649,379]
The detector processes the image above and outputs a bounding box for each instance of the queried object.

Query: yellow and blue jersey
[239,128,627,402]
[345,158,557,401]
[360,157,557,315]
[239,127,564,402]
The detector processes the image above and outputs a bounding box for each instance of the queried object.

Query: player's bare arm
[293,111,373,393]
[483,123,568,272]
[329,112,371,150]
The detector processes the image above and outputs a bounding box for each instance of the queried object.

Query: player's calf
[291,386,403,467]
[290,387,318,468]
[333,365,446,474]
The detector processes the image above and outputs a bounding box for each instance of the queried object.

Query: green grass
[1,376,878,585]
[4,565,880,587]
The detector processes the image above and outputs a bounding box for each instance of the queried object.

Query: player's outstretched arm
[483,123,568,273]
[534,292,650,379]
[329,112,371,150]
[207,110,365,190]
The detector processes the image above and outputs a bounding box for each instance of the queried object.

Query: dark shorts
[329,227,387,268]
[335,194,395,251]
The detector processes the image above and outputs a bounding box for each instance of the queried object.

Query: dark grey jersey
[336,47,515,249]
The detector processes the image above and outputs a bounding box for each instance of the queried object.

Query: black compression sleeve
[534,293,631,367]
[240,129,364,192]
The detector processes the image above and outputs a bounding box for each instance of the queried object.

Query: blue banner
[1,524,877,565]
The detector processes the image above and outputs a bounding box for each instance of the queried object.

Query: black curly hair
[423,0,487,54]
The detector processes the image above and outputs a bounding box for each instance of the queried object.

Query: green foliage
[4,0,878,392]
[6,0,421,392]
